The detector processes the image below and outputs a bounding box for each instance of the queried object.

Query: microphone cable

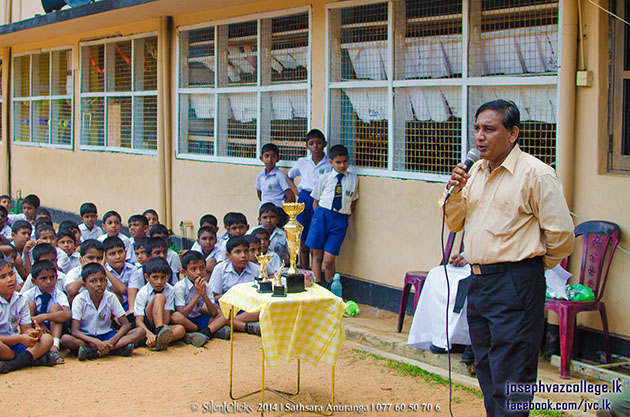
[441,200,455,417]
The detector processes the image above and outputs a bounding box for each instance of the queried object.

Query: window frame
[11,45,74,150]
[175,6,312,168]
[609,0,630,172]
[78,31,158,155]
[325,0,561,182]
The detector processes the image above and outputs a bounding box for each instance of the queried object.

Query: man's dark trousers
[467,256,546,417]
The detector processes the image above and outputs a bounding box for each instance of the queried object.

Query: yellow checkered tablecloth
[219,283,346,367]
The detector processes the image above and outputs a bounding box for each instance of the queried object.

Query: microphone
[445,148,481,200]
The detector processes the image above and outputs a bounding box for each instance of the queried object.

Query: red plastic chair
[545,220,621,379]
[397,231,462,332]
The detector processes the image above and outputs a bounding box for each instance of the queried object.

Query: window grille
[12,48,73,147]
[609,0,630,172]
[80,33,158,152]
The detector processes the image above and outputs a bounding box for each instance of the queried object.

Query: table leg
[229,306,262,400]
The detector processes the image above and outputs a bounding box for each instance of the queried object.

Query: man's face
[184,259,206,283]
[104,216,122,236]
[198,231,217,251]
[22,203,36,221]
[81,213,98,229]
[259,211,278,234]
[474,109,519,170]
[227,223,248,238]
[106,246,126,271]
[330,155,349,175]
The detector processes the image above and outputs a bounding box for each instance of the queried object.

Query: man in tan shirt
[441,100,574,417]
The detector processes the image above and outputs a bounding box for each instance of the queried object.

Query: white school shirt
[174,278,213,319]
[0,291,31,336]
[167,248,181,276]
[22,286,69,313]
[79,223,104,242]
[255,166,291,208]
[133,282,176,316]
[105,262,137,305]
[311,169,359,215]
[269,227,289,262]
[98,232,131,252]
[128,265,145,290]
[67,251,81,271]
[191,245,226,263]
[0,224,12,241]
[20,271,67,295]
[71,290,125,336]
[7,213,26,227]
[209,260,258,295]
[56,247,73,274]
[63,266,112,294]
[262,250,283,276]
[288,154,332,192]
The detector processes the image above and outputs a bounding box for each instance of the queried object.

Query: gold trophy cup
[256,253,273,293]
[281,201,306,293]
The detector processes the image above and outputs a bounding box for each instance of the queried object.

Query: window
[327,0,559,180]
[12,48,73,147]
[80,34,158,153]
[610,0,630,172]
[177,9,310,163]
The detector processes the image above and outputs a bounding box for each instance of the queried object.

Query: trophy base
[253,278,262,289]
[283,272,305,293]
[272,285,286,297]
[258,281,273,293]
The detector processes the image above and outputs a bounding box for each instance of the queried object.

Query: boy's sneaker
[212,326,232,340]
[78,346,99,361]
[49,350,65,364]
[183,332,208,347]
[111,342,134,357]
[155,326,173,351]
[32,351,58,367]
[0,361,10,374]
[245,322,261,336]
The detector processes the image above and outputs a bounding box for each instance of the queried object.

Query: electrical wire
[441,200,455,417]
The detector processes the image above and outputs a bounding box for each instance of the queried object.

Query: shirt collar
[0,291,18,305]
[312,155,329,167]
[480,144,521,175]
[264,166,279,177]
[226,261,253,278]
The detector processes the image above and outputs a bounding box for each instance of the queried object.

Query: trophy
[281,202,306,293]
[256,253,273,293]
[272,261,286,297]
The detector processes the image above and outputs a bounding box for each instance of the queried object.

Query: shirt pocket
[486,200,520,237]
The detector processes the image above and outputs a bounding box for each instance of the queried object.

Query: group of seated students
[0,195,293,373]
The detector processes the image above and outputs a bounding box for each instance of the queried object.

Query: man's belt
[470,263,506,275]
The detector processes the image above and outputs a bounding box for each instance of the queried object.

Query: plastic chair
[545,220,621,379]
[397,231,462,332]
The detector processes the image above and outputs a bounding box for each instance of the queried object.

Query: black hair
[59,220,79,232]
[34,208,51,219]
[226,235,249,254]
[103,210,122,222]
[32,243,56,262]
[245,235,261,246]
[0,195,10,200]
[143,209,158,219]
[475,99,521,133]
[80,202,98,217]
[12,220,32,234]
[35,225,56,240]
[251,227,270,239]
[305,128,326,143]
[199,214,218,228]
[57,228,76,242]
[134,237,149,251]
[0,259,8,269]
[34,218,53,230]
[31,260,57,280]
[128,214,148,227]
[0,206,7,216]
[103,236,125,253]
[82,262,106,282]
[143,257,171,276]
[197,226,217,238]
[258,202,278,217]
[222,212,235,226]
[149,224,169,237]
[181,250,205,270]
[22,194,40,209]
[328,144,349,160]
[225,212,248,227]
[145,237,167,254]
[80,239,104,257]
[261,143,280,157]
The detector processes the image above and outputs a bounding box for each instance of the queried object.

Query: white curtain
[405,34,462,79]
[271,48,308,72]
[342,89,388,122]
[190,94,215,119]
[228,94,257,123]
[404,87,460,122]
[474,86,557,123]
[344,44,388,80]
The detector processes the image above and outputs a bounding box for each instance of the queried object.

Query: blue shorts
[305,207,349,256]
[9,343,27,355]
[89,330,117,341]
[297,190,315,240]
[189,314,211,329]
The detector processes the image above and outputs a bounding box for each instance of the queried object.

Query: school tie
[332,173,344,211]
[37,293,52,315]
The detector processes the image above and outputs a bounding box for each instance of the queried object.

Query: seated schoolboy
[133,237,150,269]
[97,210,131,252]
[144,237,178,285]
[191,226,225,278]
[126,214,149,264]
[142,209,159,228]
[21,194,40,225]
[149,224,181,278]
[287,129,331,268]
[246,235,262,263]
[23,260,71,363]
[64,239,106,301]
[254,203,289,264]
[0,206,12,244]
[0,258,56,373]
[305,145,359,285]
[11,220,34,280]
[216,212,249,253]
[256,143,295,227]
[57,229,80,271]
[209,236,261,335]
[134,257,185,350]
[33,225,73,274]
[19,243,67,294]
[4,196,25,227]
[171,251,230,347]
[59,220,82,247]
[79,203,103,242]
[190,214,219,253]
[251,228,282,276]
[61,263,145,360]
[216,212,234,250]
[0,195,11,213]
[103,236,140,314]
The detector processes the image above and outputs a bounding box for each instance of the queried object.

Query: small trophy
[272,262,286,297]
[281,202,306,293]
[256,253,273,293]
